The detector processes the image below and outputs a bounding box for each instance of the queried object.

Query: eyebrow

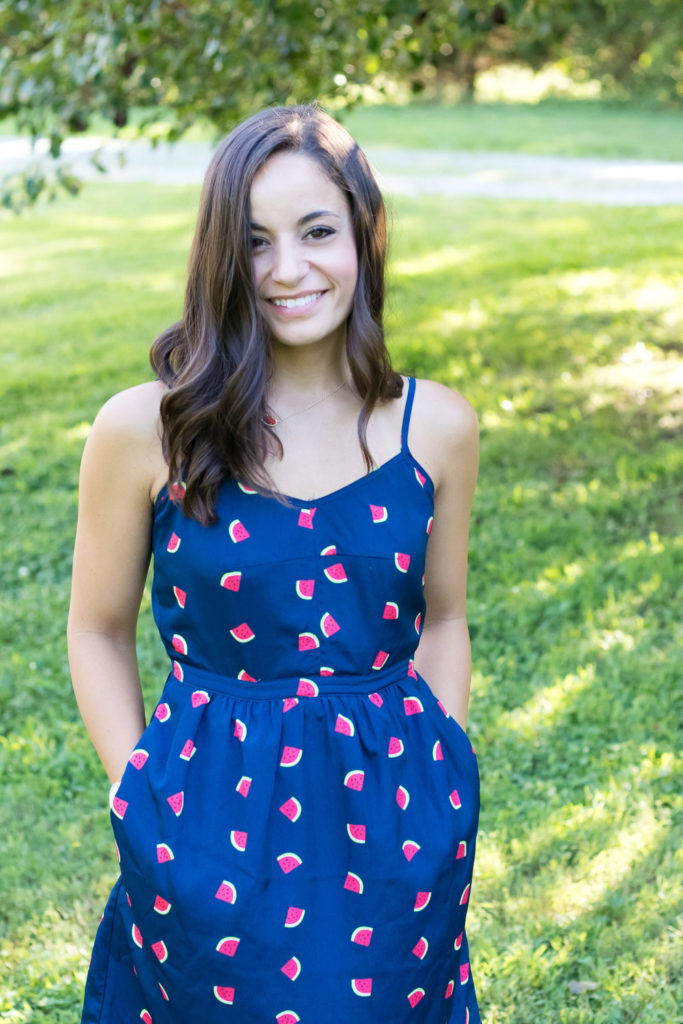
[249,209,342,231]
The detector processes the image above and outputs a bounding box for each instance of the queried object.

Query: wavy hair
[149,101,403,525]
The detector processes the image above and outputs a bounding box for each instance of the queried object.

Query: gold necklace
[262,378,348,426]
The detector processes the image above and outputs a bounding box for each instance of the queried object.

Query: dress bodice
[150,375,435,682]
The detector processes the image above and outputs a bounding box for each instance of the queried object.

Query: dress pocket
[413,669,478,764]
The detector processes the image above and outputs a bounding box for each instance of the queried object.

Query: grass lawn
[0,172,681,1022]
[3,96,683,161]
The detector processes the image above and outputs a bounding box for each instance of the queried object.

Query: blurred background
[0,3,681,1022]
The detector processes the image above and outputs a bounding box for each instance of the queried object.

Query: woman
[68,102,481,1023]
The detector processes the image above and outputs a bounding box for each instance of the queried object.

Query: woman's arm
[67,383,162,784]
[412,384,479,731]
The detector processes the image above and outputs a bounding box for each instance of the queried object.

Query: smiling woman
[250,153,358,351]
[68,102,481,1024]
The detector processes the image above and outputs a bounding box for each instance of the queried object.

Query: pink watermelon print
[215,880,236,904]
[320,612,340,637]
[281,956,301,980]
[284,906,306,927]
[228,519,250,542]
[129,748,148,770]
[83,375,479,1023]
[214,986,235,1004]
[154,895,172,915]
[296,579,315,599]
[167,791,184,816]
[324,562,347,582]
[220,570,242,591]
[351,978,372,996]
[297,507,316,528]
[216,936,240,956]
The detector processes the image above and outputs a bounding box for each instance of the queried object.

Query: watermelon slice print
[351,926,373,945]
[344,769,365,790]
[171,633,187,655]
[403,696,424,716]
[172,585,186,607]
[230,830,248,851]
[396,785,410,809]
[228,519,249,542]
[372,650,389,669]
[167,791,184,816]
[402,839,421,861]
[281,956,301,980]
[166,532,181,553]
[414,891,431,911]
[394,552,410,572]
[220,570,242,591]
[297,507,316,529]
[284,906,305,927]
[351,978,372,997]
[214,987,235,1004]
[295,579,315,599]
[370,503,387,522]
[323,562,347,582]
[279,797,302,821]
[343,871,363,893]
[275,1013,300,1024]
[412,936,428,959]
[408,987,425,1007]
[216,936,240,956]
[347,823,366,843]
[151,940,168,963]
[140,1010,152,1024]
[154,895,172,915]
[230,622,255,643]
[277,852,302,874]
[215,880,236,904]
[320,611,340,637]
[129,748,148,770]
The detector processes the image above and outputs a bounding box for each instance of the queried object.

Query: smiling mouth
[268,291,327,309]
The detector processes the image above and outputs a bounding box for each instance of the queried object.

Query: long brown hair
[149,101,403,525]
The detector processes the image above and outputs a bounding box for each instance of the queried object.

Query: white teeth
[271,291,324,308]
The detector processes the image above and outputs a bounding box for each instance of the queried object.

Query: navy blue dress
[81,374,481,1023]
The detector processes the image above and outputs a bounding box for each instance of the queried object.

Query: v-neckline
[153,449,435,513]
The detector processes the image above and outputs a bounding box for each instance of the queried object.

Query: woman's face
[249,151,359,351]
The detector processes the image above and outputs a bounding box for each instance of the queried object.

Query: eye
[251,236,268,249]
[306,226,335,240]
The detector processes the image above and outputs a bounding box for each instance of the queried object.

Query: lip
[266,289,328,301]
[265,290,328,316]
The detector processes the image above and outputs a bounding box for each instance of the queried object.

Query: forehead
[249,151,349,224]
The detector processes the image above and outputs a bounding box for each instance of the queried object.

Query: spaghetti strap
[401,374,416,453]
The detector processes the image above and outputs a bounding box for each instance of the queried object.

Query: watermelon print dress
[80,374,481,1024]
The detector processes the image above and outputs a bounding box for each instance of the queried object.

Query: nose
[270,238,308,285]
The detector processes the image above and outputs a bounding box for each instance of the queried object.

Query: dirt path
[2,136,682,205]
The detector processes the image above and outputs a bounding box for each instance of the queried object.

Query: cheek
[332,243,358,293]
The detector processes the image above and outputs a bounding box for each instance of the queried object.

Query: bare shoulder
[94,378,166,435]
[86,379,168,503]
[406,376,479,493]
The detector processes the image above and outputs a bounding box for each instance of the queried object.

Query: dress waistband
[166,656,416,701]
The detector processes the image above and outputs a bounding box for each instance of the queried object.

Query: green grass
[0,177,681,1022]
[3,95,683,160]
